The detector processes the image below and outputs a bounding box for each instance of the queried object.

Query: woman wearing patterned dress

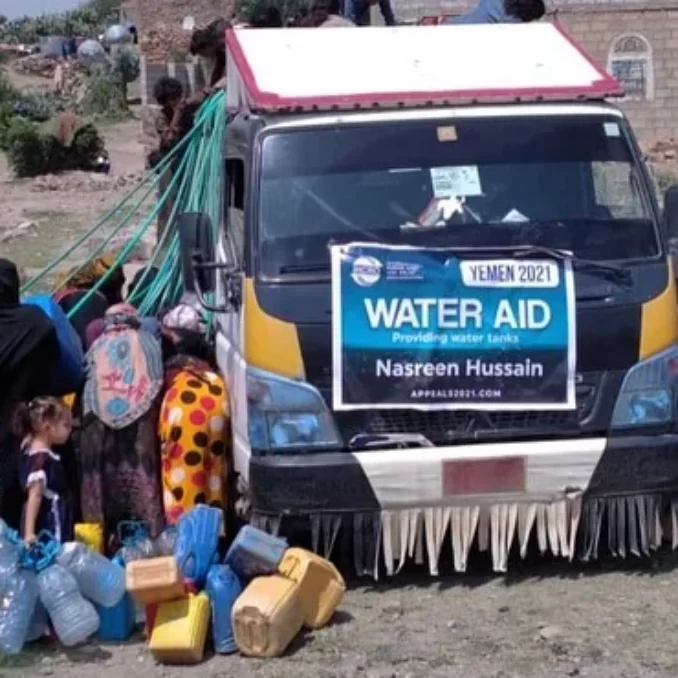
[157,307,230,525]
[78,304,165,541]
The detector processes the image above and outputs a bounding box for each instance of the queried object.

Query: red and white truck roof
[225,23,622,113]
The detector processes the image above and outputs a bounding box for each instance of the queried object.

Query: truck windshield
[256,114,659,279]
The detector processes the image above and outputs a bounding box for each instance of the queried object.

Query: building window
[608,34,654,102]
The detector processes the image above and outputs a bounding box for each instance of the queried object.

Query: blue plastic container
[205,565,242,654]
[96,553,136,642]
[174,506,222,587]
[57,542,125,608]
[224,526,288,581]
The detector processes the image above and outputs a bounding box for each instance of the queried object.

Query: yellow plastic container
[126,557,185,605]
[149,593,210,665]
[278,547,346,629]
[74,523,104,554]
[232,575,304,658]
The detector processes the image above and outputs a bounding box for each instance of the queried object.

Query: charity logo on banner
[331,243,577,411]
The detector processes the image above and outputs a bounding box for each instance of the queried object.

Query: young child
[13,397,73,544]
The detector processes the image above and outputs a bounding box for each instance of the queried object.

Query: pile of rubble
[0,44,28,61]
[139,22,193,62]
[13,54,57,78]
[124,0,232,40]
[62,63,92,107]
[123,0,233,60]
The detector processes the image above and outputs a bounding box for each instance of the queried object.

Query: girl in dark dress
[14,397,73,544]
[0,259,60,531]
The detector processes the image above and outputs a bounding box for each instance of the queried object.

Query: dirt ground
[0,116,150,287]
[5,71,678,678]
[0,67,152,286]
[1,554,678,678]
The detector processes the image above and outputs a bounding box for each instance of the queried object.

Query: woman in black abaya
[0,259,61,530]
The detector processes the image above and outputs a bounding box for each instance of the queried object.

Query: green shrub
[81,62,127,119]
[18,91,58,122]
[6,119,106,177]
[0,102,15,149]
[70,123,105,168]
[5,121,48,177]
[0,72,19,106]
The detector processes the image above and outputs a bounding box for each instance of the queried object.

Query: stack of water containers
[226,526,347,658]
[72,520,180,643]
[126,505,224,664]
[122,504,346,664]
[0,520,127,654]
[2,509,347,662]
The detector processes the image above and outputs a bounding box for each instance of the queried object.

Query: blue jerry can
[96,553,136,642]
[205,564,242,654]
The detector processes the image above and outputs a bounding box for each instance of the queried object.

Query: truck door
[216,156,249,476]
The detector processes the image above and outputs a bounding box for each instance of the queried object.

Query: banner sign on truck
[331,243,576,412]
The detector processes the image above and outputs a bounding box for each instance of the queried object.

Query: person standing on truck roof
[444,0,545,24]
[343,0,396,26]
[299,0,355,27]
[148,77,214,245]
[245,0,284,27]
[189,19,229,90]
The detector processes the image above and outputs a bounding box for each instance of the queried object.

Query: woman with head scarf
[157,305,229,525]
[54,253,126,347]
[0,259,61,530]
[77,303,165,540]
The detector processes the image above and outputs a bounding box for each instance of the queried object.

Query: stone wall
[555,3,678,146]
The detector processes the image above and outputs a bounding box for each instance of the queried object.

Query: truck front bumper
[249,434,678,516]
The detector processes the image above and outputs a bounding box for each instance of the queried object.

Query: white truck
[180,22,678,576]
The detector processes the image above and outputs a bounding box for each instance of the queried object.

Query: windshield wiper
[512,245,633,286]
[277,262,330,275]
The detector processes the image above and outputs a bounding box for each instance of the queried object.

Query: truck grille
[333,374,600,445]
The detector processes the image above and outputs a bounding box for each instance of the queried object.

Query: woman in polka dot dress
[159,354,230,525]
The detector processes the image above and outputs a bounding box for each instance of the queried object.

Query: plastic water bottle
[0,567,39,655]
[57,542,125,608]
[0,530,21,569]
[154,526,178,557]
[38,562,100,646]
[26,600,49,642]
[119,531,156,563]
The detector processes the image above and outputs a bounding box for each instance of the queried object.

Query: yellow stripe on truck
[639,259,678,360]
[243,278,305,380]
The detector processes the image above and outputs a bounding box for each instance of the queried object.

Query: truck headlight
[246,367,341,452]
[611,345,678,428]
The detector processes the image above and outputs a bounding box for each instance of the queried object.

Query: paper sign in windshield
[430,166,482,198]
[331,243,576,412]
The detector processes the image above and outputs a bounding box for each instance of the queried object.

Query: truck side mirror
[178,211,216,294]
[177,212,239,314]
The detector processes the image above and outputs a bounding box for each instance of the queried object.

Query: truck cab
[183,23,678,575]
